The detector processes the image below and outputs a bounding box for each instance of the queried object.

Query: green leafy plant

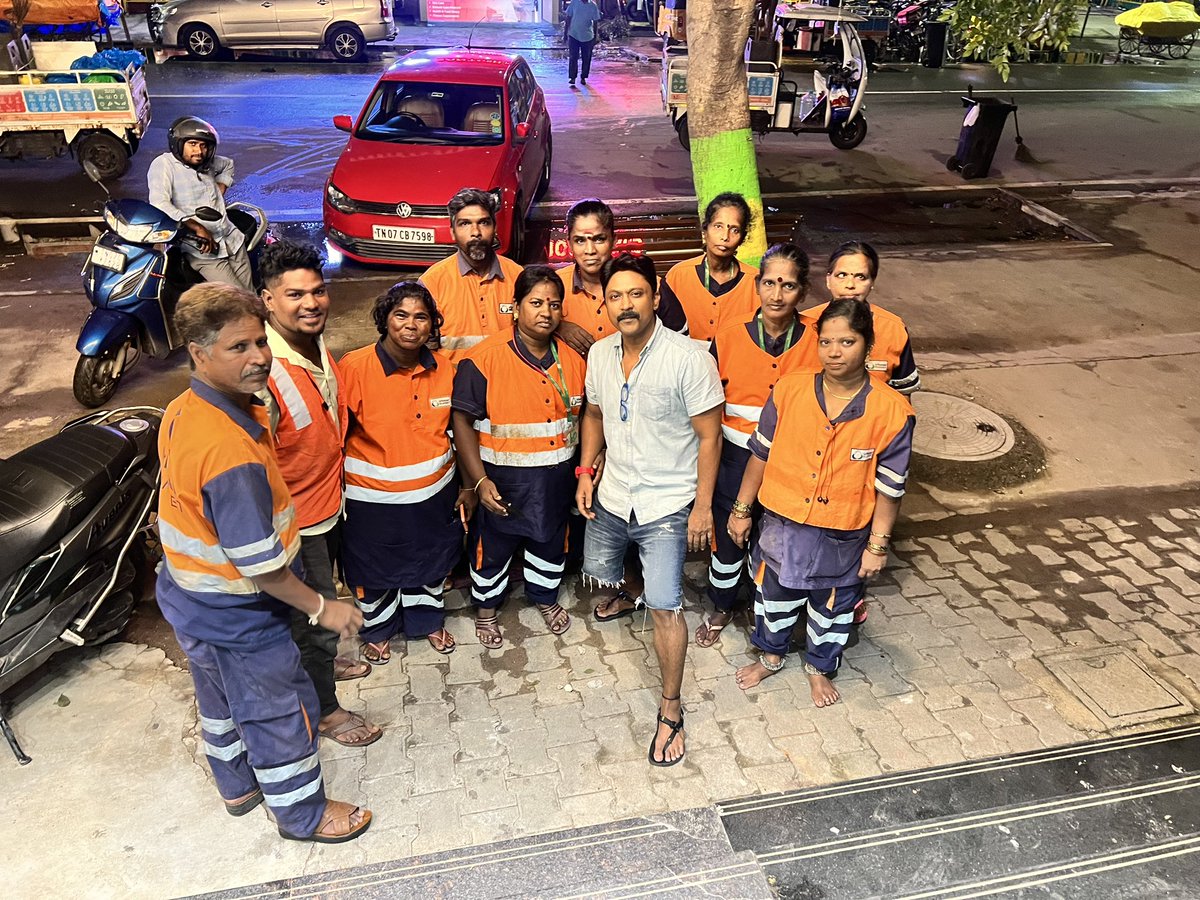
[942,0,1078,79]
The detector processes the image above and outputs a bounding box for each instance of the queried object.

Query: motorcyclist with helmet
[147,116,254,291]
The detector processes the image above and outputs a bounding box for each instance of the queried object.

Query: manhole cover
[1042,647,1192,728]
[910,392,1015,462]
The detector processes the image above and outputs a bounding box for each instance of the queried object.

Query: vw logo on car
[396,202,413,218]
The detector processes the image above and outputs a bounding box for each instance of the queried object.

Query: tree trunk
[684,0,767,265]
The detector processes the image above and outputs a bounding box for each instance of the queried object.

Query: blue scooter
[72,162,269,408]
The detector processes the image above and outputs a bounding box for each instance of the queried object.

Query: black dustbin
[946,95,1016,179]
[923,20,948,68]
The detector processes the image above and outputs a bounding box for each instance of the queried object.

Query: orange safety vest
[714,316,819,449]
[664,255,760,345]
[339,344,457,504]
[465,329,586,467]
[158,388,300,596]
[420,252,524,361]
[758,373,914,531]
[802,301,913,385]
[266,350,348,530]
[557,262,615,342]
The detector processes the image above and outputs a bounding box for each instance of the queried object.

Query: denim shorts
[582,499,689,611]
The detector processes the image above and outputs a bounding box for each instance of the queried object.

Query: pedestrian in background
[339,283,475,664]
[659,192,759,348]
[578,253,724,767]
[728,299,915,708]
[564,0,602,88]
[696,243,817,649]
[452,266,587,648]
[156,283,371,843]
[257,240,381,749]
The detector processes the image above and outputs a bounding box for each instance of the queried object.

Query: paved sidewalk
[4,490,1198,898]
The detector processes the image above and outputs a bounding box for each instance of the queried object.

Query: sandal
[694,611,731,648]
[224,787,263,817]
[279,799,372,844]
[537,602,571,636]
[648,694,686,768]
[318,711,382,748]
[333,655,371,681]
[426,627,456,655]
[361,641,390,665]
[475,613,503,649]
[593,590,640,622]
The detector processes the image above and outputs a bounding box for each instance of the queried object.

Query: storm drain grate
[1042,647,1192,729]
[910,392,1015,462]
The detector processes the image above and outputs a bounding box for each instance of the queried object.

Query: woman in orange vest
[696,243,819,649]
[339,283,477,663]
[451,266,587,648]
[658,192,759,346]
[727,299,915,707]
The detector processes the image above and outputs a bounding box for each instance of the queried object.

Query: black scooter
[0,407,162,764]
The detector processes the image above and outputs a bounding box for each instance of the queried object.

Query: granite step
[192,807,776,899]
[717,723,1200,899]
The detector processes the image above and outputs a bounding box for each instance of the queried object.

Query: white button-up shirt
[146,152,244,261]
[585,319,724,524]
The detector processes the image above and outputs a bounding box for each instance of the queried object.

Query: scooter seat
[0,425,137,584]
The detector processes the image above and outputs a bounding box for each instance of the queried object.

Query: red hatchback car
[324,48,552,267]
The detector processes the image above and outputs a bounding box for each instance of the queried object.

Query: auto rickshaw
[662,2,869,151]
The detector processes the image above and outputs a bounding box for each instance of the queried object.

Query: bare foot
[808,671,841,707]
[735,657,781,691]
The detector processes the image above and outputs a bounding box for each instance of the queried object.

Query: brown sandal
[279,799,372,844]
[694,612,731,649]
[318,711,382,748]
[475,613,503,649]
[538,602,571,635]
[224,787,263,817]
[426,627,456,655]
[333,655,371,681]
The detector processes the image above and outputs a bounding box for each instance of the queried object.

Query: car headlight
[326,183,356,214]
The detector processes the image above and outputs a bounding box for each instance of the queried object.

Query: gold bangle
[870,531,891,540]
[731,500,753,516]
[866,542,888,556]
[473,476,488,493]
[729,509,752,520]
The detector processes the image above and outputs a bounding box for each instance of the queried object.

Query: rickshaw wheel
[1168,38,1190,58]
[829,115,867,150]
[674,114,691,152]
[1118,29,1138,54]
[946,155,960,172]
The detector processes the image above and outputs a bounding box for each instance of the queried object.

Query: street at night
[2,11,1200,899]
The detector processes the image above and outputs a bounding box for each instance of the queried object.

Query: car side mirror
[333,115,354,133]
[193,206,223,222]
[514,121,530,141]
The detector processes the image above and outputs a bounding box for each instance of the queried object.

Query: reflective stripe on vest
[344,449,455,504]
[269,360,313,430]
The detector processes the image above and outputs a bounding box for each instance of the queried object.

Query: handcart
[1115,1,1199,59]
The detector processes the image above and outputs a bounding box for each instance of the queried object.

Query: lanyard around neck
[756,312,796,353]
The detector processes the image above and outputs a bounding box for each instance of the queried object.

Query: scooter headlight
[104,206,119,231]
[145,228,176,242]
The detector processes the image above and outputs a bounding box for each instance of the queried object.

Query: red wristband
[575,466,596,477]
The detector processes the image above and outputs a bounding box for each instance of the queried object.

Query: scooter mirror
[193,206,223,222]
[82,161,104,184]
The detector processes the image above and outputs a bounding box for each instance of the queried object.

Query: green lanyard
[545,340,574,416]
[756,312,796,353]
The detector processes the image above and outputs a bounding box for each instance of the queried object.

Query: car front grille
[351,200,449,218]
[344,239,457,263]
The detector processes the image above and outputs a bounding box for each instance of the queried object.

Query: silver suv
[159,0,396,62]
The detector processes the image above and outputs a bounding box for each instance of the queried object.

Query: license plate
[91,245,127,273]
[372,225,436,244]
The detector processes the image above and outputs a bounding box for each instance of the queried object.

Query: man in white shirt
[147,116,253,291]
[576,253,724,768]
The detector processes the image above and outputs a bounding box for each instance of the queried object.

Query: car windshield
[354,82,506,145]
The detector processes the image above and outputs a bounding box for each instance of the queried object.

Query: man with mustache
[419,188,524,362]
[156,283,372,843]
[576,253,724,768]
[257,240,381,750]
